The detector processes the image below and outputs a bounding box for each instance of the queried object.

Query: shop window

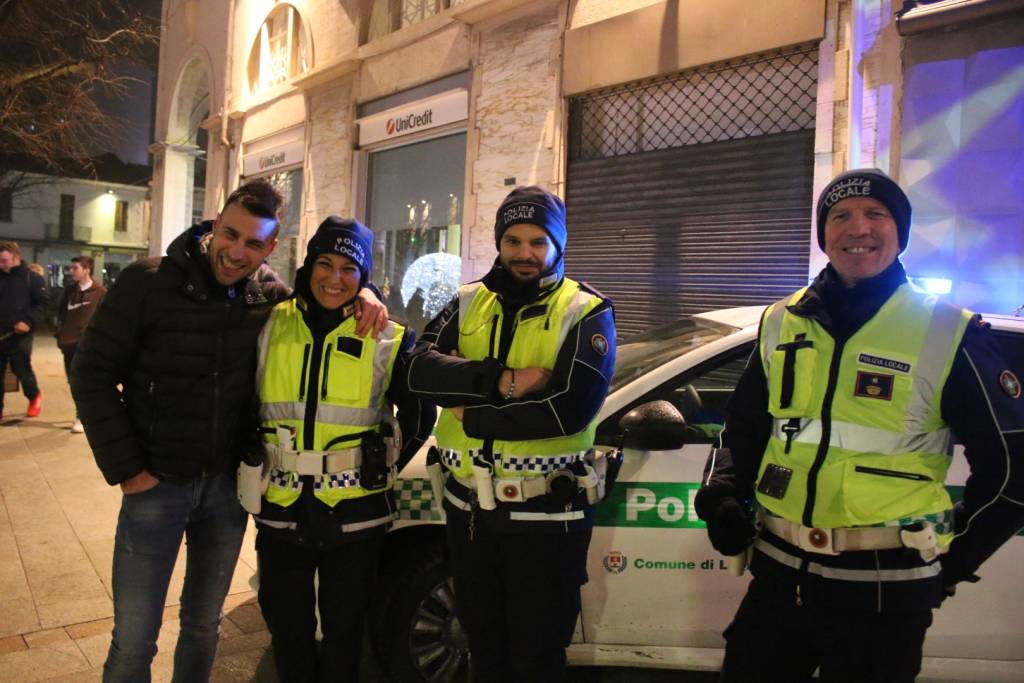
[114,200,128,232]
[0,189,11,222]
[366,133,466,333]
[366,0,467,42]
[248,4,310,94]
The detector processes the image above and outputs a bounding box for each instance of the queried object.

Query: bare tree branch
[0,0,157,188]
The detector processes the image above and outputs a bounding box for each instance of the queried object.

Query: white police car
[371,307,1024,683]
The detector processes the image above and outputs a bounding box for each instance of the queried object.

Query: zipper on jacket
[321,343,333,400]
[148,380,157,440]
[854,465,932,482]
[298,344,311,400]
[802,337,846,528]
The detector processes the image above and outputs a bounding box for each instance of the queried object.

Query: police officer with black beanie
[252,216,435,683]
[695,169,1024,682]
[407,186,617,682]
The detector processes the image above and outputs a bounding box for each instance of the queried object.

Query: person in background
[56,255,106,433]
[0,241,47,419]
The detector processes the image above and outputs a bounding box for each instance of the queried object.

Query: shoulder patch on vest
[591,334,609,356]
[854,371,894,400]
[999,370,1021,399]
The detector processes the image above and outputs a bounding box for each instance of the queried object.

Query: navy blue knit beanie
[494,186,567,257]
[816,168,912,253]
[305,216,374,288]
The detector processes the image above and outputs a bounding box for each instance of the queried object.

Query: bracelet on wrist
[504,368,516,400]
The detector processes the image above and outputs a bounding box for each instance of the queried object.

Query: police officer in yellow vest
[407,186,616,682]
[250,216,435,683]
[695,169,1024,682]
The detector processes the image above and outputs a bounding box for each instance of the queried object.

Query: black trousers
[720,576,933,683]
[256,529,384,683]
[446,515,591,683]
[0,333,39,412]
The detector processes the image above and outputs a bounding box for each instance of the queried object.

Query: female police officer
[247,216,434,682]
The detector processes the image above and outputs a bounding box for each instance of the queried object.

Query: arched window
[248,4,310,93]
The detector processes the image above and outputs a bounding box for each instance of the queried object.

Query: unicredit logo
[385,109,434,137]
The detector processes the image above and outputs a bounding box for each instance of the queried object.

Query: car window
[599,342,755,445]
[610,317,743,392]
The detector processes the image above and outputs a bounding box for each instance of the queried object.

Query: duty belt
[762,515,941,558]
[267,445,362,476]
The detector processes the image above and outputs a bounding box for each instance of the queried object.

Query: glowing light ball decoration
[400,252,462,320]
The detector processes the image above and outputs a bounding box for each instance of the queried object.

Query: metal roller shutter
[565,129,813,338]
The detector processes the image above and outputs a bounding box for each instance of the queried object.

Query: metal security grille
[565,46,818,337]
[569,46,818,162]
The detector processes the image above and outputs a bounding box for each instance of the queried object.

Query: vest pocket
[768,343,817,417]
[842,458,938,525]
[322,342,363,402]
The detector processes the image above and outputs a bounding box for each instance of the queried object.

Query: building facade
[0,160,150,293]
[150,0,1024,335]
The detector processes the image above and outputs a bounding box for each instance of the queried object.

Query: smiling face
[207,204,279,286]
[498,223,557,283]
[309,253,361,310]
[824,196,901,287]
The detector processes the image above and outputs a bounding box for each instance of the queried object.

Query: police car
[371,306,1024,683]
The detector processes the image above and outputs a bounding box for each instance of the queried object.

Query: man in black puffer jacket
[70,181,386,683]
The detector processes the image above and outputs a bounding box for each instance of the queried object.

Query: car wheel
[371,545,469,683]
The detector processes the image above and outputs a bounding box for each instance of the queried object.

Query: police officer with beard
[407,186,616,682]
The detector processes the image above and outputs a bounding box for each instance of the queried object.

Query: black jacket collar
[789,260,907,340]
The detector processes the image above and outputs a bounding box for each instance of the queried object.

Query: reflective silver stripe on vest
[260,401,382,426]
[558,287,597,348]
[341,513,395,533]
[906,296,965,428]
[501,452,587,473]
[754,537,941,581]
[771,418,953,456]
[458,282,486,325]
[760,292,800,368]
[368,323,399,408]
[509,509,587,522]
[256,315,274,393]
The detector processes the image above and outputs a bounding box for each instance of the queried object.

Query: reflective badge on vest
[858,353,911,374]
[1000,370,1022,399]
[757,464,793,499]
[855,371,894,400]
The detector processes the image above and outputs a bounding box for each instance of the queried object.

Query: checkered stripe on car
[393,478,442,521]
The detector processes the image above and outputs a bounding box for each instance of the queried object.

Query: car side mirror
[618,400,689,451]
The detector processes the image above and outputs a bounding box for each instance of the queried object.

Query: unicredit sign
[359,90,468,146]
[385,109,434,137]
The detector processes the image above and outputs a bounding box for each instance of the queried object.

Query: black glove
[939,547,980,602]
[705,496,756,556]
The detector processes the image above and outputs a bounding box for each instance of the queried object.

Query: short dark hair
[0,240,21,257]
[72,255,95,275]
[222,180,284,230]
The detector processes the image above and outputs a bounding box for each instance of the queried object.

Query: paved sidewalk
[0,334,276,682]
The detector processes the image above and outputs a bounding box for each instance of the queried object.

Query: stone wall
[465,5,563,279]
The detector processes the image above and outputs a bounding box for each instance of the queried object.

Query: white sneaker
[71,419,84,433]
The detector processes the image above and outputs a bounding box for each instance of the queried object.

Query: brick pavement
[0,333,276,682]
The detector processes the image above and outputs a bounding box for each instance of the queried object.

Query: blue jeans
[103,471,247,683]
